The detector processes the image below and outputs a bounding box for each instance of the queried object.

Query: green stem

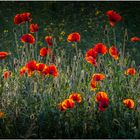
[14,28,20,60]
[75,42,78,55]
[26,22,29,34]
[113,28,117,47]
[106,25,111,47]
[35,32,38,60]
[122,29,127,62]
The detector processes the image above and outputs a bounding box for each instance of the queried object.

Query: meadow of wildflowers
[1,2,140,139]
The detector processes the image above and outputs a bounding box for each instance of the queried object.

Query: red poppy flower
[106,10,122,26]
[25,60,37,71]
[69,93,82,103]
[30,23,39,33]
[62,99,75,109]
[43,65,58,77]
[0,52,9,60]
[95,92,108,102]
[92,73,105,81]
[125,68,136,76]
[21,12,32,22]
[95,92,109,111]
[45,36,53,46]
[67,32,80,42]
[123,99,134,109]
[14,14,23,25]
[93,43,108,55]
[109,46,119,60]
[130,37,140,42]
[4,71,11,79]
[20,34,35,44]
[36,63,46,72]
[98,98,109,112]
[40,47,52,57]
[85,48,98,59]
[85,48,98,66]
[47,65,58,77]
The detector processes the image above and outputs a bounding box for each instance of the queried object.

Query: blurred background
[0,1,140,64]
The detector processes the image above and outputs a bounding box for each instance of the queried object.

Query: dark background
[0,1,140,64]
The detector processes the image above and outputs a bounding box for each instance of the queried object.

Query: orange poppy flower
[109,46,119,60]
[62,99,75,109]
[123,99,134,109]
[36,63,46,72]
[69,93,82,103]
[20,34,35,44]
[85,56,97,66]
[125,68,136,76]
[14,14,23,25]
[0,112,4,119]
[21,12,32,22]
[30,23,39,33]
[90,79,98,91]
[19,66,27,76]
[4,71,11,79]
[93,43,107,55]
[40,47,52,57]
[95,92,108,102]
[130,37,140,42]
[98,97,109,112]
[67,32,80,42]
[25,60,37,71]
[45,36,53,46]
[58,102,67,111]
[106,10,122,26]
[0,52,9,60]
[92,73,105,81]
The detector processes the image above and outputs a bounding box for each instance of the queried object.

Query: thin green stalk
[14,29,20,60]
[105,25,111,47]
[75,42,78,55]
[122,29,128,62]
[35,32,38,60]
[113,28,117,47]
[26,22,29,34]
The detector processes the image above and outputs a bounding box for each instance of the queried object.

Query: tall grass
[0,10,140,139]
